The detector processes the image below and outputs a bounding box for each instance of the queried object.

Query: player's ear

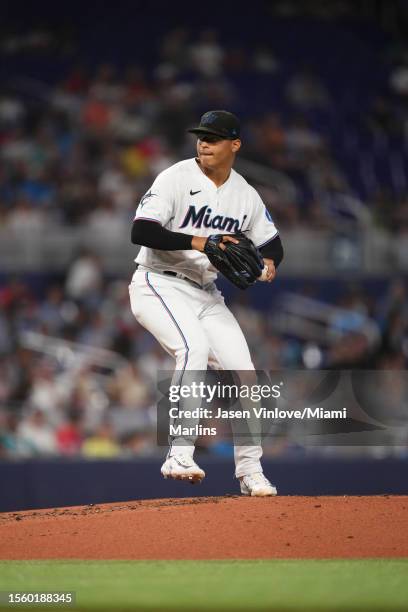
[231,139,241,153]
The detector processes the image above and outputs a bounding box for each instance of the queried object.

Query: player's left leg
[199,299,272,487]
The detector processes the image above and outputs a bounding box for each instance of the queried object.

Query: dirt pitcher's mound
[1,496,407,559]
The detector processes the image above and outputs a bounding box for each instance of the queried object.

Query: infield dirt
[0,496,407,560]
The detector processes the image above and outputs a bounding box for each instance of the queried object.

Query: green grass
[0,560,407,611]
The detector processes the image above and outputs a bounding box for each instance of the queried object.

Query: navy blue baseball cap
[188,110,241,140]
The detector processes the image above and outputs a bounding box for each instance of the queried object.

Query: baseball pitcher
[129,110,284,496]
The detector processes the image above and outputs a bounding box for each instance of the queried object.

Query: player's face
[196,135,241,170]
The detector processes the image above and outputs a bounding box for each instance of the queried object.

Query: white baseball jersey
[134,157,278,286]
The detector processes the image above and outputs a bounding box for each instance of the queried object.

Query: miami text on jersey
[180,205,247,232]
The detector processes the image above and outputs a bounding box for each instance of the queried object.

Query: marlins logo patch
[139,191,157,208]
[265,208,274,223]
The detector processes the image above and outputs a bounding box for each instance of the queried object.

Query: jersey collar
[192,157,234,191]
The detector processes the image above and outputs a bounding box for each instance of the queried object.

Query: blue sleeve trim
[256,231,279,249]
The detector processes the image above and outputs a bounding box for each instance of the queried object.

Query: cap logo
[201,111,219,125]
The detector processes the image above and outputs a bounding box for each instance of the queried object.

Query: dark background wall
[1,457,407,512]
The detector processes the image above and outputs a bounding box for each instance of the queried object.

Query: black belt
[135,264,203,289]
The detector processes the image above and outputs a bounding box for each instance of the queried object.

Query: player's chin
[199,154,216,167]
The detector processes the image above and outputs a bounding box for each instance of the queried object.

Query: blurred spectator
[0,411,33,457]
[252,45,280,73]
[5,197,48,235]
[65,250,103,302]
[37,285,66,335]
[286,115,323,155]
[86,197,127,240]
[286,66,330,110]
[189,30,224,77]
[17,408,57,455]
[258,113,286,156]
[329,292,368,336]
[390,63,408,96]
[120,429,156,456]
[76,311,112,348]
[97,154,135,211]
[82,421,121,457]
[0,96,25,127]
[394,226,408,270]
[89,63,124,105]
[28,360,68,426]
[6,348,34,404]
[137,343,174,385]
[159,28,190,74]
[56,408,83,455]
[108,362,151,410]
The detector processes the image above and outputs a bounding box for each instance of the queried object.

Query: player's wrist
[191,236,207,252]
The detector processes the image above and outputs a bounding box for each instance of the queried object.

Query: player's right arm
[132,220,239,253]
[131,170,237,252]
[131,219,194,250]
[132,169,194,251]
[131,220,237,252]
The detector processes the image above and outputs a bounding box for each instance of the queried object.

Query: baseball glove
[204,231,264,290]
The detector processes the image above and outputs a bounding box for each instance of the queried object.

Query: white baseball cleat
[240,473,277,497]
[161,454,205,484]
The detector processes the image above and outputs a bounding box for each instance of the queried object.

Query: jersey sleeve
[246,189,279,248]
[133,169,175,226]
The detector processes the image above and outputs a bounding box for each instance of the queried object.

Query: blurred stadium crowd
[1,0,408,457]
[1,1,408,234]
[1,253,407,459]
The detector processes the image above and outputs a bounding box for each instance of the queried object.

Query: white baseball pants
[128,267,263,478]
